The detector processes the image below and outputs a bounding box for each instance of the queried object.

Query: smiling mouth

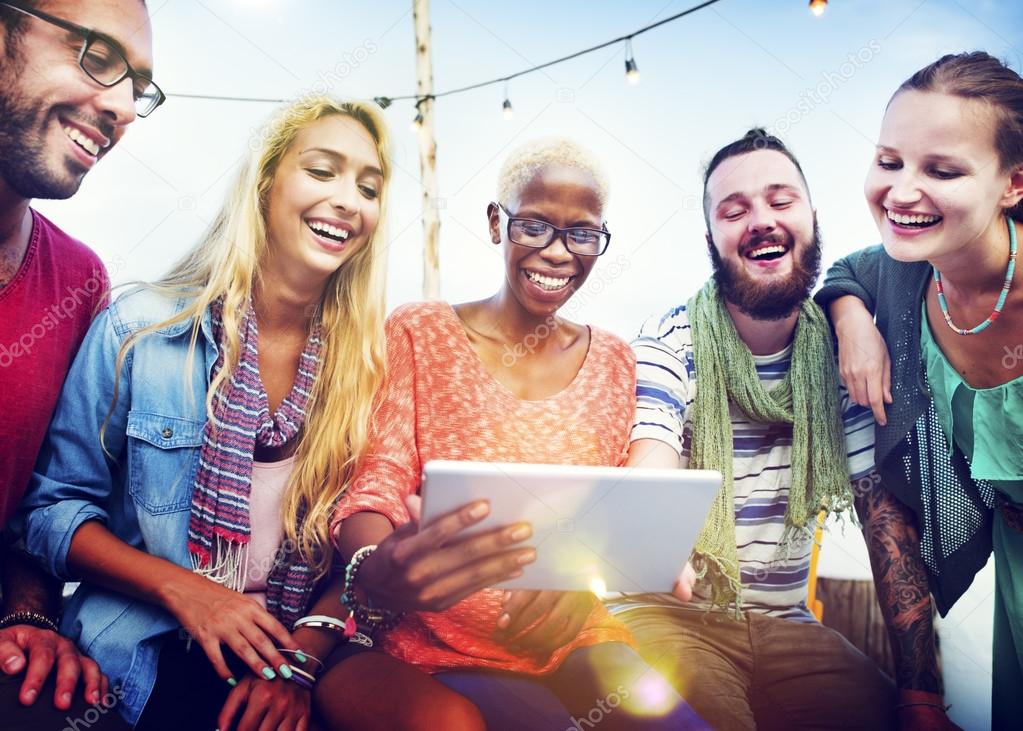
[525,270,574,291]
[744,243,790,262]
[307,220,350,243]
[63,125,102,157]
[886,209,942,229]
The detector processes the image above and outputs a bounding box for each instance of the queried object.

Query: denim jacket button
[161,427,173,439]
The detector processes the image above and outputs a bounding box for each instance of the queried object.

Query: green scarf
[688,281,852,613]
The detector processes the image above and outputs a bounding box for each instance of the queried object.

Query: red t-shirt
[0,209,109,528]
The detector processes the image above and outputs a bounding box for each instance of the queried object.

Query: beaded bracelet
[340,545,403,633]
[0,611,59,633]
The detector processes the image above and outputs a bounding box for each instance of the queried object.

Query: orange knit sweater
[331,301,637,674]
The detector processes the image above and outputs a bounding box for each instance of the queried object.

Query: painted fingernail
[279,664,293,679]
[226,676,237,687]
[509,524,532,541]
[469,502,489,519]
[261,667,277,680]
[518,550,537,564]
[61,691,71,706]
[3,656,20,672]
[295,651,308,664]
[24,688,37,703]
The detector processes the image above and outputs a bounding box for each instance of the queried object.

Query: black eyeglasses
[1,1,164,117]
[498,204,611,257]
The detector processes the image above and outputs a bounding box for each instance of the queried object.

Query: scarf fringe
[191,535,250,593]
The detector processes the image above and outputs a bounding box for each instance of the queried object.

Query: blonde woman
[17,97,484,730]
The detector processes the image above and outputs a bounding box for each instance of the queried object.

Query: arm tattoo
[854,473,943,694]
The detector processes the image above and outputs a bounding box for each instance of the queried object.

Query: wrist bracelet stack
[0,611,59,633]
[340,545,403,634]
[275,648,323,691]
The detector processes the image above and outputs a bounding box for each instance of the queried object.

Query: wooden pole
[413,0,441,299]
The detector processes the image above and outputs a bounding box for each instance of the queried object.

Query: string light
[624,38,640,85]
[501,80,514,119]
[809,0,827,16]
[410,97,429,132]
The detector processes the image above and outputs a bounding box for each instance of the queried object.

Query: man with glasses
[607,129,901,729]
[0,1,159,726]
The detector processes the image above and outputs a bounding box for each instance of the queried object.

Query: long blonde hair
[109,97,391,576]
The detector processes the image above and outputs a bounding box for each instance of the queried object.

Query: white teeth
[308,221,350,240]
[747,245,787,259]
[526,271,570,290]
[887,210,941,225]
[63,126,99,156]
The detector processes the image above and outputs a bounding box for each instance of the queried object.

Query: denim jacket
[16,288,217,725]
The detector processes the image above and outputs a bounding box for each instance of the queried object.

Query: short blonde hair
[496,137,609,210]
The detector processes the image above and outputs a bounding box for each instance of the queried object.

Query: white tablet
[420,460,721,593]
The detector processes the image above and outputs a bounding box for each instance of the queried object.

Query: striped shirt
[607,303,875,622]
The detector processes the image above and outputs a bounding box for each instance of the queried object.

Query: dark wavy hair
[896,51,1023,222]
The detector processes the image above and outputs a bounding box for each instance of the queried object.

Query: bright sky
[30,4,1023,727]
[37,0,1023,338]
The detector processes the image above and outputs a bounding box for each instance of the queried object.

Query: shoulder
[386,300,451,331]
[31,209,107,282]
[587,325,634,365]
[634,302,694,351]
[106,288,201,339]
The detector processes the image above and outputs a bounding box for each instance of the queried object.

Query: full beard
[0,62,86,200]
[708,221,823,321]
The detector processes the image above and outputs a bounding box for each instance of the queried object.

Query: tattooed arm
[855,473,961,730]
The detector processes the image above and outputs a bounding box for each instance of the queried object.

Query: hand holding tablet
[355,494,536,613]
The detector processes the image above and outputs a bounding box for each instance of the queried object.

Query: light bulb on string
[624,38,640,85]
[809,0,827,17]
[502,80,513,120]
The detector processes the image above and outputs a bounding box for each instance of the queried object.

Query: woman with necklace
[816,52,1023,729]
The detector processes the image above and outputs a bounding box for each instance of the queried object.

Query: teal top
[921,301,1023,490]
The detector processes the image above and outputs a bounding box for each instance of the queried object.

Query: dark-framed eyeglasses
[498,204,611,257]
[0,1,165,117]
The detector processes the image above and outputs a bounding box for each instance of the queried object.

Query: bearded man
[605,129,909,730]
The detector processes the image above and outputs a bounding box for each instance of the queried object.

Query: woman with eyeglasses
[317,138,708,730]
[17,96,500,731]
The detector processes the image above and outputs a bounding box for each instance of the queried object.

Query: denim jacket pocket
[125,411,205,514]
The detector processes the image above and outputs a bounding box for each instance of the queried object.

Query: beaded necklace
[933,215,1017,336]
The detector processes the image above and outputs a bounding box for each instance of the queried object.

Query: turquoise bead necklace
[933,215,1017,336]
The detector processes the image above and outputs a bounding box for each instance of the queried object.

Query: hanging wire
[166,0,723,107]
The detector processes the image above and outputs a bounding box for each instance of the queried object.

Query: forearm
[336,511,394,564]
[855,478,942,693]
[0,541,61,619]
[829,294,874,334]
[66,520,203,615]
